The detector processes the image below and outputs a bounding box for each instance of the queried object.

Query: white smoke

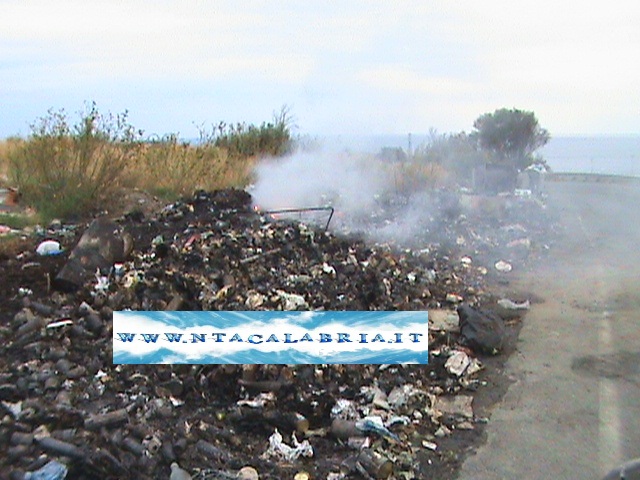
[250,151,389,213]
[249,149,444,246]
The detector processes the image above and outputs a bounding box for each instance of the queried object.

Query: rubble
[457,305,507,355]
[0,187,556,479]
[434,395,474,419]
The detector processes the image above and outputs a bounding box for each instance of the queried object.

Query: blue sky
[2,1,639,138]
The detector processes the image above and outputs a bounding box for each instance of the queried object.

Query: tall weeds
[211,106,294,157]
[5,104,291,220]
[128,134,253,198]
[7,104,140,219]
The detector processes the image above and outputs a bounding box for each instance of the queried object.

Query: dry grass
[8,136,136,219]
[4,105,293,220]
[386,160,452,194]
[127,138,255,199]
[0,137,24,185]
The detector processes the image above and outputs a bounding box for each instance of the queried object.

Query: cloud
[1,1,639,136]
[355,67,474,95]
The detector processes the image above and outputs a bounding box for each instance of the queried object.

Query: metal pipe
[259,206,335,231]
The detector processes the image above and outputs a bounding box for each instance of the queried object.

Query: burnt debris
[0,188,554,479]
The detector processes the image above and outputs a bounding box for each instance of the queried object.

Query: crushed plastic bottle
[24,460,68,480]
[497,298,530,310]
[494,260,512,272]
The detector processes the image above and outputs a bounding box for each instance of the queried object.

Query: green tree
[472,108,549,171]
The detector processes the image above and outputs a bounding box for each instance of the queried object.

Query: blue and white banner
[113,311,428,364]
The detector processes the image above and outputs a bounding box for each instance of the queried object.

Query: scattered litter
[506,238,531,249]
[331,399,359,420]
[321,262,336,275]
[424,269,437,283]
[112,263,124,280]
[501,223,527,233]
[347,437,370,449]
[457,421,475,430]
[24,460,68,480]
[0,187,557,478]
[434,425,452,437]
[387,384,426,411]
[262,429,313,461]
[355,416,401,442]
[21,261,41,270]
[465,358,483,376]
[237,466,260,480]
[276,290,308,310]
[326,473,346,480]
[422,440,438,450]
[354,449,393,480]
[514,189,532,198]
[244,291,266,309]
[1,400,22,418]
[94,269,110,293]
[361,384,390,410]
[445,350,471,377]
[170,462,192,480]
[36,240,63,256]
[237,392,276,408]
[446,293,463,303]
[434,395,474,418]
[494,260,512,272]
[429,309,460,332]
[46,319,73,329]
[498,298,531,310]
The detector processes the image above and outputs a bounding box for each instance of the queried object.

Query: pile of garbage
[0,188,551,479]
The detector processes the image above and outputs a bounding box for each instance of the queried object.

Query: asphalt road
[458,179,640,480]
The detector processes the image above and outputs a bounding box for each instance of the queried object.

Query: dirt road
[458,179,640,479]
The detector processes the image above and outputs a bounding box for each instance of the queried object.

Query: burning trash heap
[0,188,553,479]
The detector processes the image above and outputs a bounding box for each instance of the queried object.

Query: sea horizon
[313,133,640,177]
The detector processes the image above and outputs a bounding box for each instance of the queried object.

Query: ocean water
[318,135,640,177]
[539,136,640,176]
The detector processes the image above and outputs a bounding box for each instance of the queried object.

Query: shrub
[6,103,292,219]
[411,131,484,188]
[211,106,293,157]
[7,103,141,219]
[471,108,549,171]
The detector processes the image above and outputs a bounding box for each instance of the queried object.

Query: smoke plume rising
[249,149,444,247]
